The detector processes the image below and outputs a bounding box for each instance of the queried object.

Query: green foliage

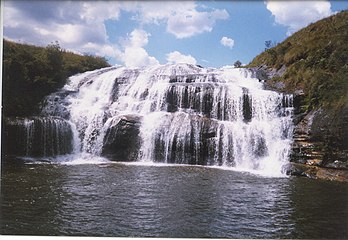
[264,40,278,51]
[233,60,242,68]
[2,39,110,117]
[248,10,348,108]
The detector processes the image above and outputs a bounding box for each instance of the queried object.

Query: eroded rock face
[101,114,142,161]
[249,64,287,84]
[287,163,348,182]
[291,107,348,170]
[287,102,348,181]
[291,109,325,165]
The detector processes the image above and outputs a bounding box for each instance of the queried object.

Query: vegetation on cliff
[2,39,110,117]
[248,10,348,110]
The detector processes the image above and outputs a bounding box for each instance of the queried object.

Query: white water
[41,64,294,176]
[6,117,74,157]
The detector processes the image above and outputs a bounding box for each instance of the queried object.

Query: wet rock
[291,106,348,171]
[149,114,230,166]
[41,90,77,119]
[101,114,142,161]
[286,162,348,182]
[242,93,252,122]
[2,117,73,157]
[325,160,348,170]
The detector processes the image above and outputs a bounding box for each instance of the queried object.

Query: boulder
[101,114,142,161]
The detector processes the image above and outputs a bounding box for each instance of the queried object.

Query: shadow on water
[287,177,348,239]
[1,156,348,238]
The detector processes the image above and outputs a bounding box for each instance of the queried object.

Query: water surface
[1,158,348,238]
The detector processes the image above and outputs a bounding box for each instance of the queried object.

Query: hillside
[248,10,348,175]
[248,10,348,110]
[2,39,110,117]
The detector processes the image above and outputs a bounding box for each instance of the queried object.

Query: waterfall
[38,64,294,175]
[4,117,74,157]
[0,64,294,174]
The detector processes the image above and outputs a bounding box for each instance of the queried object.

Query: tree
[265,40,278,50]
[265,40,272,50]
[233,60,242,68]
[46,41,64,87]
[46,41,63,66]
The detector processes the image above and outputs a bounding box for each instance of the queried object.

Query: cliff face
[248,10,348,181]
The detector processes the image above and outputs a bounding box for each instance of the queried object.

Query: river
[1,157,348,238]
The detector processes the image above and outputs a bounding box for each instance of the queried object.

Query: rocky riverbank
[287,162,348,183]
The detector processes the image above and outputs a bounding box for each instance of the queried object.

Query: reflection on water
[1,158,348,238]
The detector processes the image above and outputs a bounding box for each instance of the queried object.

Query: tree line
[2,39,110,117]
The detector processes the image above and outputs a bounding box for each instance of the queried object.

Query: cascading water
[38,63,294,176]
[4,117,74,157]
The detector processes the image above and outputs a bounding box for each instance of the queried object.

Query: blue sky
[3,1,348,68]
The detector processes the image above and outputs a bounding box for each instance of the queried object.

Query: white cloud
[81,2,121,23]
[220,36,235,49]
[123,47,159,68]
[265,1,333,35]
[120,29,159,68]
[81,42,123,59]
[132,1,190,24]
[127,29,149,48]
[167,9,229,39]
[166,51,197,65]
[128,1,229,38]
[3,1,229,66]
[3,1,120,58]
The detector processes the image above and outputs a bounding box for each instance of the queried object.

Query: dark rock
[248,65,292,94]
[202,132,216,139]
[249,65,269,82]
[101,114,142,161]
[165,83,215,118]
[248,64,287,84]
[289,105,348,181]
[242,93,252,122]
[286,162,348,182]
[324,160,348,170]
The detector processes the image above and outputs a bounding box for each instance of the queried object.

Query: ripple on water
[1,157,348,238]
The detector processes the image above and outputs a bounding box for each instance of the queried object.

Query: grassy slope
[248,10,348,111]
[2,39,110,117]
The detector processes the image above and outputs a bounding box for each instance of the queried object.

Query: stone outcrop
[249,64,286,84]
[291,109,325,165]
[287,162,348,182]
[291,107,348,166]
[101,114,142,161]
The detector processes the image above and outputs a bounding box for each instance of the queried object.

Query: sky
[3,0,348,68]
